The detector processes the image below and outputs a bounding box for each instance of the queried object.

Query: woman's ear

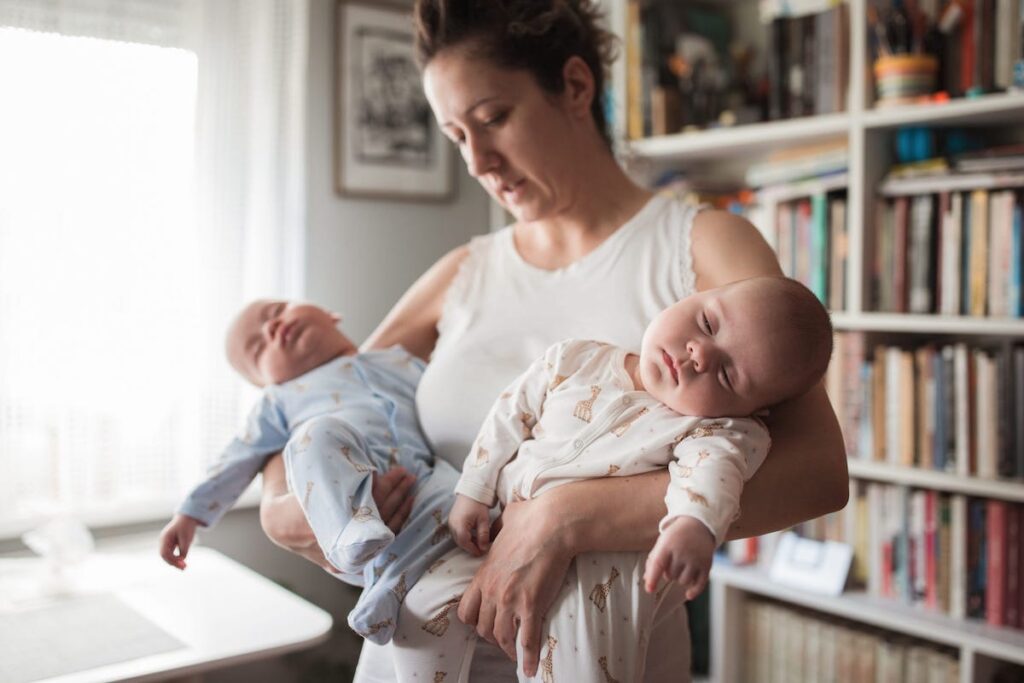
[330,311,342,323]
[560,55,596,120]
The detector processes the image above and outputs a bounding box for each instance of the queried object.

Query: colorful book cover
[937,494,952,613]
[986,499,1007,626]
[1012,194,1022,317]
[951,494,967,619]
[969,190,989,317]
[811,192,829,303]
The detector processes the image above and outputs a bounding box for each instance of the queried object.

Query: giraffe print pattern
[682,487,710,507]
[520,412,536,438]
[473,445,489,467]
[588,567,620,612]
[541,635,557,683]
[303,481,314,508]
[606,465,621,476]
[685,421,726,441]
[434,673,447,683]
[549,374,568,391]
[393,571,409,602]
[422,596,462,637]
[611,407,649,437]
[430,509,449,545]
[331,391,341,405]
[341,445,371,473]
[598,656,620,683]
[573,385,602,423]
[426,558,447,574]
[350,496,376,521]
[362,618,393,636]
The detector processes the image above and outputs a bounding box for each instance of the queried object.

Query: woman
[260,1,848,680]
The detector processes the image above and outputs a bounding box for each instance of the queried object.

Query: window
[0,1,308,535]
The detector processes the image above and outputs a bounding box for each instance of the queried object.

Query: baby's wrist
[663,515,716,543]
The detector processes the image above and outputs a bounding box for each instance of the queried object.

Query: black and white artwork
[336,1,453,200]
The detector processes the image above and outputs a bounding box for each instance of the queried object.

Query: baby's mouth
[662,350,679,384]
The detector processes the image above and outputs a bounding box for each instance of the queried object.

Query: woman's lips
[662,350,679,384]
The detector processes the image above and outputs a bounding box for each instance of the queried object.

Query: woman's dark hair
[413,0,618,149]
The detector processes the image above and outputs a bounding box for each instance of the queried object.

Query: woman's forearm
[548,470,669,556]
[725,382,848,540]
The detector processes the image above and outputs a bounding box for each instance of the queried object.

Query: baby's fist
[159,514,200,570]
[643,516,716,600]
[448,495,492,556]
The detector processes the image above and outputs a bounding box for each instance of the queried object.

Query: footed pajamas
[392,339,770,681]
[176,346,457,644]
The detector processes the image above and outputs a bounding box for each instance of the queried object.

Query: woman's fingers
[492,606,518,661]
[457,583,482,627]
[519,614,543,678]
[475,599,498,645]
[386,489,415,534]
[372,467,415,525]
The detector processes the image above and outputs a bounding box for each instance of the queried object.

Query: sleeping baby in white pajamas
[392,275,834,683]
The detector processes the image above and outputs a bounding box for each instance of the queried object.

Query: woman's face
[422,48,585,222]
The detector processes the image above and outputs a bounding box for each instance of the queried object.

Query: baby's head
[225,300,357,387]
[639,276,832,417]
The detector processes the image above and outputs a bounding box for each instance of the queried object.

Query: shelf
[758,173,849,202]
[879,172,1024,196]
[862,92,1024,130]
[831,312,1024,336]
[712,563,1024,666]
[846,459,1024,502]
[627,113,850,162]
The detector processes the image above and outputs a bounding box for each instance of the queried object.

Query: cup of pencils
[874,53,938,106]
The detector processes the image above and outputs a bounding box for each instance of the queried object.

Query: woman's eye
[483,111,507,126]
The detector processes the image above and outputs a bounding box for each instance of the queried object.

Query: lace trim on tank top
[677,201,708,297]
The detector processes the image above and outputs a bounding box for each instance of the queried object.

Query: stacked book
[837,483,1024,631]
[871,187,1023,317]
[743,597,961,682]
[827,334,1024,478]
[773,190,848,309]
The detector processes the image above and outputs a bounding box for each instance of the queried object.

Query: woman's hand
[456,496,573,678]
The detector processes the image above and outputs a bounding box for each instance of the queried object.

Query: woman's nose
[464,135,497,178]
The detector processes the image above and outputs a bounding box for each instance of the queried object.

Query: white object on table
[0,536,332,683]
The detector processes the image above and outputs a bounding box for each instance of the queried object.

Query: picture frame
[334,0,454,201]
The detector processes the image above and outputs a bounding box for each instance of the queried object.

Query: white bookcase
[605,0,1024,681]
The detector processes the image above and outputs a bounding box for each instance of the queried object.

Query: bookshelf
[609,0,1024,681]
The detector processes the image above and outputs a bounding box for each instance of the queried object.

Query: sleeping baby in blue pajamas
[158,300,457,644]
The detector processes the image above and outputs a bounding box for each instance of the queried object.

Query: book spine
[987,499,1007,626]
[966,498,987,619]
[970,189,990,316]
[1006,503,1020,627]
[811,192,829,303]
[951,494,967,619]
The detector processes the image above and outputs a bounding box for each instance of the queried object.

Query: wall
[303,0,490,342]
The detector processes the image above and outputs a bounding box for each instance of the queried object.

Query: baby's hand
[448,494,492,556]
[643,516,716,600]
[158,514,200,570]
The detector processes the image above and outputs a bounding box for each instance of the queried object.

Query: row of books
[872,189,1023,317]
[912,0,1024,97]
[774,192,848,310]
[743,597,960,683]
[835,483,1024,631]
[766,2,850,120]
[828,335,1024,479]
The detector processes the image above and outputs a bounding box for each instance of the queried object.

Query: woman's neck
[513,155,653,270]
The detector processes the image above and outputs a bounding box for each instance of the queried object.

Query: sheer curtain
[0,0,308,534]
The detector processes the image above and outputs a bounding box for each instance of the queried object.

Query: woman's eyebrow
[441,96,502,127]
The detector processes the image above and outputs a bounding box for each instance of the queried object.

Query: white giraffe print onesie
[392,339,770,682]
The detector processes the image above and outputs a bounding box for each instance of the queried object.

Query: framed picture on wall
[335,0,454,201]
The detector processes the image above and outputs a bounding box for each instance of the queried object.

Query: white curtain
[0,0,308,534]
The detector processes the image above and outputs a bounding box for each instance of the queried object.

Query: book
[893,196,910,313]
[966,498,988,619]
[987,499,1007,626]
[811,192,829,302]
[909,194,935,313]
[951,494,968,619]
[1006,503,1020,627]
[969,189,990,316]
[940,192,962,316]
[830,196,848,310]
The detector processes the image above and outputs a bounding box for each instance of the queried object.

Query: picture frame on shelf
[334,0,454,201]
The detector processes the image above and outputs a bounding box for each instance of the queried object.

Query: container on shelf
[873,54,939,107]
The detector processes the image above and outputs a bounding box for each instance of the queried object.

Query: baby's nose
[263,317,280,340]
[686,341,715,373]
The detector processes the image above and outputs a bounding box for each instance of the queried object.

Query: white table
[0,537,333,683]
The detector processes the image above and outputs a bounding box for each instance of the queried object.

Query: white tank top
[417,194,702,467]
